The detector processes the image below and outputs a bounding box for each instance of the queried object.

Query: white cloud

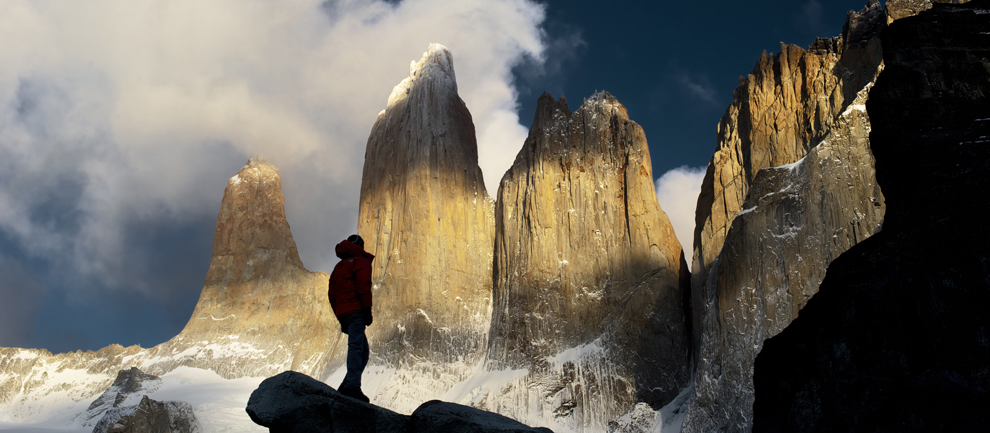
[676,73,718,105]
[655,166,707,256]
[0,0,545,292]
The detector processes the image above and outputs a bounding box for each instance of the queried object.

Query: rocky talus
[477,92,690,432]
[0,157,337,422]
[681,2,889,432]
[753,1,990,430]
[357,44,496,408]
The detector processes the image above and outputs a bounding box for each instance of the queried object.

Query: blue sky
[0,0,872,354]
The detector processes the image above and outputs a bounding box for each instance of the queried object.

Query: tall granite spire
[357,44,496,408]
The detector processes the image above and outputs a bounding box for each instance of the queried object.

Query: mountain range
[1,0,987,432]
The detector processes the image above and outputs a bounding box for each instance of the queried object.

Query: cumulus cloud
[0,0,546,303]
[655,165,707,256]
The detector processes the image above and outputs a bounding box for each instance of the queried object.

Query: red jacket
[327,240,375,318]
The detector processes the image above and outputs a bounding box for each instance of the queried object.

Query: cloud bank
[655,166,707,256]
[0,0,545,348]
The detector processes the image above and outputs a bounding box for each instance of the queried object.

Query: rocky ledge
[246,371,554,433]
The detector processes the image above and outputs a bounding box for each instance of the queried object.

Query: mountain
[0,157,335,427]
[356,43,496,410]
[478,92,690,432]
[753,1,990,430]
[681,2,889,431]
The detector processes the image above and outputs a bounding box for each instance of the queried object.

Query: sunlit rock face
[682,2,888,432]
[157,156,339,378]
[478,92,690,433]
[357,44,496,408]
[885,0,971,22]
[0,157,338,422]
[753,1,990,430]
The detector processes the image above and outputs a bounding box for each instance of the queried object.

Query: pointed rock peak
[212,156,303,272]
[229,155,279,187]
[579,90,629,119]
[387,43,457,108]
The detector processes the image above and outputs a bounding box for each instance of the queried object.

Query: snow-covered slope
[0,367,264,432]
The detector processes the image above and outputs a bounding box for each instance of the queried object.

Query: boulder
[246,371,552,433]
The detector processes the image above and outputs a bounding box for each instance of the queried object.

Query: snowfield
[0,367,266,433]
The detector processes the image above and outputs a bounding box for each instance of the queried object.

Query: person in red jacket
[327,234,375,403]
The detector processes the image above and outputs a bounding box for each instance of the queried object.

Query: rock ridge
[682,2,889,431]
[753,2,990,430]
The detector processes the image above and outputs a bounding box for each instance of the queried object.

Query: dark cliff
[753,1,990,431]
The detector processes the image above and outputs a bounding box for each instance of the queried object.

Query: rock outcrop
[93,395,198,433]
[753,2,990,430]
[83,367,163,428]
[356,44,496,407]
[478,92,690,432]
[682,2,888,431]
[246,371,552,433]
[885,0,971,22]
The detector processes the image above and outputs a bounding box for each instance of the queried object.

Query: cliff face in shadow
[753,2,990,430]
[478,92,690,433]
[356,44,496,409]
[681,3,889,432]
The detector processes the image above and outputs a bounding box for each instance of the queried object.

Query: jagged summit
[211,156,303,281]
[357,43,494,410]
[485,90,690,431]
[386,43,457,109]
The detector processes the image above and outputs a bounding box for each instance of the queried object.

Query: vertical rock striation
[753,1,990,430]
[478,92,690,432]
[683,2,889,432]
[357,44,495,409]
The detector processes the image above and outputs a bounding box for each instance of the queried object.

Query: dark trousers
[339,312,369,391]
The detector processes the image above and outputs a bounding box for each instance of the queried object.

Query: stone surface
[885,0,970,22]
[682,2,888,432]
[691,1,884,326]
[753,2,990,431]
[357,44,496,407]
[478,92,690,432]
[94,395,198,433]
[246,371,551,433]
[83,367,163,428]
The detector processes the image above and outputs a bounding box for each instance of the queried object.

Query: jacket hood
[335,240,375,262]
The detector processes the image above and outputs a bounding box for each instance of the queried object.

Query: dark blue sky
[514,0,875,176]
[1,0,877,354]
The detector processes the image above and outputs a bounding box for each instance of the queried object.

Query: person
[327,234,375,403]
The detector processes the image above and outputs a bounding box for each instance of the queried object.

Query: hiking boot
[339,386,370,403]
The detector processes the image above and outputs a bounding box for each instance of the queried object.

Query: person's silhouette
[327,234,374,403]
